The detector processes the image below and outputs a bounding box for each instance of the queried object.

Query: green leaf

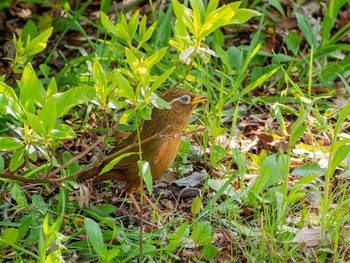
[0,137,23,151]
[172,0,196,36]
[21,20,38,44]
[0,228,18,248]
[295,13,315,48]
[150,96,171,109]
[0,81,18,100]
[168,222,190,249]
[125,48,139,71]
[10,183,28,208]
[250,153,286,194]
[93,58,107,92]
[9,147,25,172]
[51,123,76,139]
[18,63,45,112]
[25,27,53,56]
[329,144,350,175]
[0,94,24,120]
[138,22,157,47]
[119,108,136,124]
[40,96,57,135]
[46,77,57,98]
[127,10,139,41]
[138,160,153,195]
[289,125,307,148]
[229,8,262,24]
[100,11,119,36]
[291,163,325,177]
[84,218,104,257]
[115,71,135,102]
[191,222,215,245]
[100,152,137,175]
[202,244,217,260]
[286,31,301,55]
[191,195,202,216]
[150,67,176,92]
[53,86,97,117]
[143,47,168,70]
[0,155,4,172]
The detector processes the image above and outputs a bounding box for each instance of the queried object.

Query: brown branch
[48,121,120,178]
[0,125,206,184]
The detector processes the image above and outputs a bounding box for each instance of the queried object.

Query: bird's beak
[191,95,208,105]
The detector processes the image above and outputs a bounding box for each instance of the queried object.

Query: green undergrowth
[0,0,350,262]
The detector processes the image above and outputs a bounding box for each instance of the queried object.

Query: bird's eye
[179,95,191,104]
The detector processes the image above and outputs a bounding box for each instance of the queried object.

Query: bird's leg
[137,188,156,210]
[127,191,141,216]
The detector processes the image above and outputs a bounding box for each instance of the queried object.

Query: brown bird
[77,87,207,214]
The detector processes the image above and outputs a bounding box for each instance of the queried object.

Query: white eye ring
[179,95,191,104]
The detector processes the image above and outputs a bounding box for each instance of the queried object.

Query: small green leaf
[51,123,76,139]
[115,71,135,102]
[127,10,139,41]
[25,27,53,56]
[0,137,23,151]
[10,183,28,208]
[286,31,301,55]
[119,108,136,124]
[84,218,104,257]
[93,58,107,92]
[191,222,215,245]
[202,243,217,260]
[0,228,18,248]
[230,8,261,24]
[150,66,176,92]
[9,147,25,172]
[191,195,202,216]
[138,22,157,47]
[138,160,153,195]
[40,96,57,134]
[100,152,137,175]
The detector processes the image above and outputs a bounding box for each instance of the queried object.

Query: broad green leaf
[295,13,315,48]
[100,152,137,174]
[46,77,57,98]
[93,58,107,92]
[84,218,104,257]
[289,125,307,148]
[53,86,97,117]
[291,163,325,177]
[329,144,350,175]
[40,96,57,134]
[0,155,4,172]
[115,71,135,102]
[125,48,139,71]
[172,0,196,36]
[202,244,217,260]
[9,147,25,172]
[168,222,190,248]
[119,108,136,124]
[150,66,176,92]
[25,27,53,56]
[231,9,262,24]
[0,228,18,248]
[18,63,45,112]
[199,3,241,39]
[0,82,18,100]
[191,222,215,245]
[51,123,76,139]
[0,137,22,151]
[150,96,171,109]
[250,153,286,194]
[138,160,153,195]
[191,195,202,216]
[0,94,24,120]
[143,47,168,70]
[10,183,28,208]
[21,20,38,43]
[205,0,219,16]
[25,110,46,137]
[138,22,157,47]
[127,10,139,40]
[286,31,302,55]
[100,11,119,36]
